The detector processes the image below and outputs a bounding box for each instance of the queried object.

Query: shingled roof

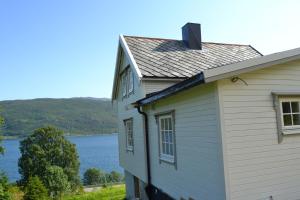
[124,36,263,78]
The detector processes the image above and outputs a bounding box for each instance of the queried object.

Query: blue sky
[1,0,300,100]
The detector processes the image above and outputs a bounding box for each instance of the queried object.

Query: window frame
[279,97,300,129]
[155,110,177,167]
[124,118,134,152]
[120,65,134,99]
[128,68,134,95]
[272,91,300,143]
[121,72,127,98]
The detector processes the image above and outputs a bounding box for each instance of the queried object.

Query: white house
[112,23,300,200]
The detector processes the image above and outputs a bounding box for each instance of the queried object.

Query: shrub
[23,176,48,200]
[107,171,123,183]
[83,168,105,186]
[0,172,10,200]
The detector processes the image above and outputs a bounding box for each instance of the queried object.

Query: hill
[0,98,117,137]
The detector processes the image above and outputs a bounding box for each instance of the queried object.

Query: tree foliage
[0,172,10,200]
[83,168,124,186]
[106,171,123,183]
[18,126,80,192]
[83,168,105,186]
[44,166,70,199]
[24,176,48,200]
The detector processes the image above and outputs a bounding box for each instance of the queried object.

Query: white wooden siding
[115,51,147,182]
[145,83,226,200]
[143,80,180,94]
[218,60,300,200]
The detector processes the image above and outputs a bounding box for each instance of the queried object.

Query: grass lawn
[63,185,126,200]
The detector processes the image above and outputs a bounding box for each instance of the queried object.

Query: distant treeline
[0,97,118,137]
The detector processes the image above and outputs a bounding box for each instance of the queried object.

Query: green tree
[83,168,106,186]
[0,172,10,200]
[24,176,48,200]
[44,166,70,199]
[107,171,123,183]
[18,126,80,191]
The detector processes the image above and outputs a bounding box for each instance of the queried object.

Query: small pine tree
[23,176,48,200]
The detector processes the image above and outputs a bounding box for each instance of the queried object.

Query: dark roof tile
[124,36,262,78]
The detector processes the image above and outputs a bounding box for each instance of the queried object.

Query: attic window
[121,66,134,98]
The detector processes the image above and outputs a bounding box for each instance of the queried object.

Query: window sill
[282,128,300,135]
[160,155,174,164]
[126,147,134,152]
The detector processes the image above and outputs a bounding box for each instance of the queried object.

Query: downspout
[136,105,152,199]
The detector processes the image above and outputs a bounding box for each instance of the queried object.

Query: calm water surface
[0,134,122,182]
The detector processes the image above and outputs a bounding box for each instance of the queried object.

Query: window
[124,119,133,151]
[272,93,300,142]
[128,68,134,94]
[122,73,127,98]
[280,99,300,127]
[157,113,175,163]
[121,66,134,98]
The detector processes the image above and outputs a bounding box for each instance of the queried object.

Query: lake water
[0,134,122,182]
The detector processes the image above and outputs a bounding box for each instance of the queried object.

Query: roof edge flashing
[136,73,205,106]
[204,47,300,83]
[119,34,143,79]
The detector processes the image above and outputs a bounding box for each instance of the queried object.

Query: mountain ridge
[0,97,117,137]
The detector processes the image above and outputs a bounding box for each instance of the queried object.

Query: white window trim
[155,111,177,167]
[279,97,300,133]
[272,91,300,143]
[124,119,134,152]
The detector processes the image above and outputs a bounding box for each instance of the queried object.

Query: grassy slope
[0,98,117,137]
[63,185,126,200]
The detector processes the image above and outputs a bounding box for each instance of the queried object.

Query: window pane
[168,118,172,131]
[169,132,173,143]
[293,114,300,125]
[292,102,300,113]
[170,143,173,156]
[283,114,292,126]
[128,69,134,93]
[162,143,166,154]
[282,102,291,113]
[165,118,168,130]
[161,119,164,130]
[165,132,168,143]
[166,143,169,154]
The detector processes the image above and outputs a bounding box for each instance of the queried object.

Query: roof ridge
[123,35,178,41]
[202,41,250,47]
[124,35,253,47]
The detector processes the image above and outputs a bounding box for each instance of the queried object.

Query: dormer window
[121,66,134,98]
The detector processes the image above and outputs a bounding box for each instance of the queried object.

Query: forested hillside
[0,98,117,137]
